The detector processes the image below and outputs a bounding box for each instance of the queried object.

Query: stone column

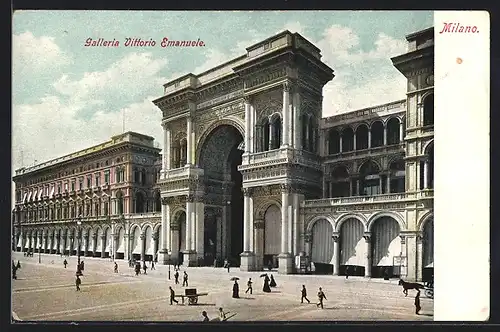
[356,179,360,196]
[244,97,251,153]
[113,234,118,260]
[140,234,146,262]
[292,192,300,256]
[124,233,130,261]
[241,188,255,271]
[183,195,197,266]
[383,126,387,146]
[293,91,301,149]
[423,160,429,189]
[329,182,333,198]
[400,121,404,142]
[165,122,172,171]
[278,184,293,274]
[83,234,89,257]
[353,132,357,150]
[99,235,105,258]
[158,198,171,265]
[43,234,48,253]
[250,104,256,153]
[386,173,391,193]
[170,223,180,265]
[349,180,354,196]
[379,176,383,194]
[195,200,205,264]
[186,116,193,165]
[304,232,312,259]
[253,220,265,271]
[416,234,423,281]
[364,233,372,277]
[339,134,343,153]
[92,234,97,257]
[282,81,290,147]
[368,130,372,149]
[268,121,273,150]
[332,233,340,275]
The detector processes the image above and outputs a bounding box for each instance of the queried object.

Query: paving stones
[11,252,433,322]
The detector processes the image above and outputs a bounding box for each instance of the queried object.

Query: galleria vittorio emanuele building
[12,27,434,282]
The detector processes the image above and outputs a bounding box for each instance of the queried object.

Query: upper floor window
[79,177,83,190]
[71,181,75,192]
[423,94,434,126]
[104,171,110,184]
[87,176,92,188]
[57,183,62,194]
[95,173,100,187]
[64,182,68,192]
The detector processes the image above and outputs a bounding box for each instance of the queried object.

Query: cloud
[12,96,163,172]
[53,52,168,106]
[12,31,71,75]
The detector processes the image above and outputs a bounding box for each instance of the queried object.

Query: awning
[22,192,28,204]
[49,186,55,198]
[27,191,32,201]
[38,189,43,200]
[365,174,380,180]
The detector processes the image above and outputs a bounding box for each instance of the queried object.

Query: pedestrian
[245,278,253,294]
[76,264,82,276]
[75,275,82,291]
[345,266,350,279]
[269,274,277,287]
[182,271,188,287]
[301,285,310,303]
[12,262,17,280]
[114,262,118,273]
[224,258,230,273]
[151,260,155,270]
[169,286,179,305]
[267,260,273,271]
[263,275,271,293]
[80,260,85,271]
[174,270,180,284]
[16,260,21,269]
[202,310,210,322]
[415,290,421,315]
[219,307,227,321]
[213,258,217,268]
[63,259,68,268]
[384,268,390,280]
[316,287,327,309]
[142,261,147,275]
[135,263,141,276]
[232,280,240,298]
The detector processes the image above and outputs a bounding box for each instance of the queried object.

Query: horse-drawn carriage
[424,280,433,299]
[174,288,208,305]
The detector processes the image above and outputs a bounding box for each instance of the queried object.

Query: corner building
[13,27,434,281]
[153,27,434,281]
[12,132,164,262]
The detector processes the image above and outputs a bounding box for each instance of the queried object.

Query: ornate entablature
[196,101,244,127]
[244,65,288,91]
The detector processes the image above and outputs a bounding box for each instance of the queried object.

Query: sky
[12,10,433,173]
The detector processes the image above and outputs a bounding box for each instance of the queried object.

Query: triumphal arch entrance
[153,30,334,272]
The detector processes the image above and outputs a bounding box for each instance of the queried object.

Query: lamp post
[38,244,42,264]
[168,249,172,280]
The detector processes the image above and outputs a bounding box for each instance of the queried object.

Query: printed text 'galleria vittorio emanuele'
[12,27,434,282]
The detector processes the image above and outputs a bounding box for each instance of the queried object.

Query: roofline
[405,27,434,41]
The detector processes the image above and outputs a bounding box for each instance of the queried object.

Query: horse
[398,279,426,297]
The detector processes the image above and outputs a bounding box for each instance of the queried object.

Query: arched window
[116,190,124,215]
[330,165,350,197]
[301,114,308,150]
[180,138,187,166]
[423,94,434,126]
[420,143,434,189]
[260,117,270,152]
[135,192,145,213]
[386,118,400,145]
[270,115,282,150]
[328,129,340,154]
[359,160,381,196]
[370,121,384,148]
[341,127,354,152]
[155,191,161,212]
[389,159,405,193]
[355,124,369,150]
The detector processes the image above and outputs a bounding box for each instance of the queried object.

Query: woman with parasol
[269,274,277,287]
[231,277,240,298]
[261,273,271,292]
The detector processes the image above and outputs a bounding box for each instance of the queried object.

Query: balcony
[160,165,204,181]
[303,190,433,211]
[239,147,322,171]
[323,143,404,163]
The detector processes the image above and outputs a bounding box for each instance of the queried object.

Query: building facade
[12,132,163,262]
[13,27,434,281]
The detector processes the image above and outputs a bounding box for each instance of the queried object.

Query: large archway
[371,217,401,278]
[198,124,244,266]
[422,217,434,281]
[310,219,334,274]
[264,205,281,268]
[339,218,365,276]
